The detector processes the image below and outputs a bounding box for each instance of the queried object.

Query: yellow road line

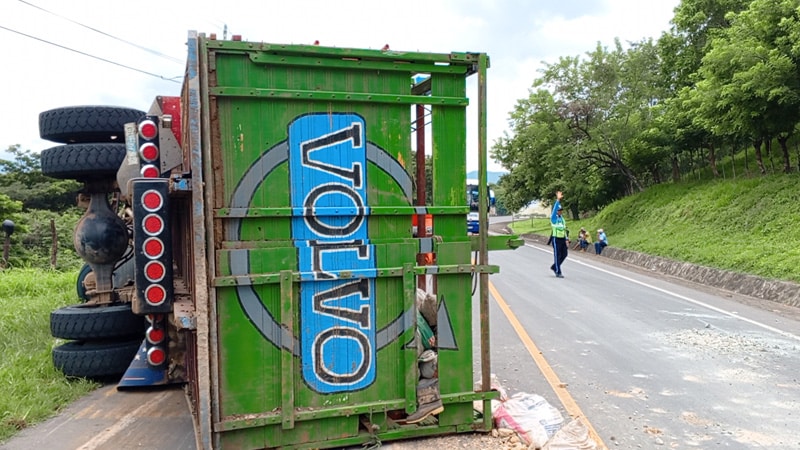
[488,280,607,449]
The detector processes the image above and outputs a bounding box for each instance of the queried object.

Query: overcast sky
[1,0,679,172]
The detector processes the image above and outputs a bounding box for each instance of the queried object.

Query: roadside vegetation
[0,269,97,443]
[493,0,800,285]
[0,146,83,272]
[509,170,800,284]
[494,0,800,227]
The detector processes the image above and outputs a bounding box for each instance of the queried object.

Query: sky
[1,0,680,173]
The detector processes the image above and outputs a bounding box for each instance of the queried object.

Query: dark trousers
[595,242,607,254]
[551,237,568,274]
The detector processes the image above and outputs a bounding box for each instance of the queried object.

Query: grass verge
[0,268,98,443]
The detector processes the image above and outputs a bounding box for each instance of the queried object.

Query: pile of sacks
[400,289,442,424]
[408,288,598,449]
[475,375,598,449]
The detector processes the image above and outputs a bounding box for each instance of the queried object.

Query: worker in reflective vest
[549,191,568,278]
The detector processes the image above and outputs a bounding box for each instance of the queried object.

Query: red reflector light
[142,190,163,211]
[146,327,166,344]
[141,165,159,178]
[145,284,167,305]
[139,143,159,162]
[146,346,166,365]
[144,261,165,282]
[143,214,164,235]
[139,120,158,140]
[143,237,164,258]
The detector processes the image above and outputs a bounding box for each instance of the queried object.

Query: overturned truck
[40,31,520,449]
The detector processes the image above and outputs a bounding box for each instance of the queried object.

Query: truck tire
[40,143,126,180]
[52,339,141,379]
[50,304,144,340]
[39,106,144,144]
[76,264,92,302]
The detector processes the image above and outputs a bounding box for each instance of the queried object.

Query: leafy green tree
[494,38,667,214]
[493,88,571,212]
[695,0,800,175]
[490,182,512,216]
[656,0,751,178]
[0,145,81,211]
[1,146,85,269]
[0,193,22,220]
[668,0,750,85]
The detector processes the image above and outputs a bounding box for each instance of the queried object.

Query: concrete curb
[512,230,800,309]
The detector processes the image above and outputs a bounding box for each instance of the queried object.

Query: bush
[5,208,83,270]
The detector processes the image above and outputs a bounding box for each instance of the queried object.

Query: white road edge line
[528,243,800,342]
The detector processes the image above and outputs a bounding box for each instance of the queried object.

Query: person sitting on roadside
[574,227,590,251]
[584,229,592,251]
[595,228,608,255]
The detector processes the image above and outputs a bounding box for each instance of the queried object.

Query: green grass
[0,268,98,443]
[510,173,800,284]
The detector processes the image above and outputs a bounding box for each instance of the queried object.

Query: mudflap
[117,339,169,389]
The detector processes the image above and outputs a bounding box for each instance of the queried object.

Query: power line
[17,0,183,65]
[0,24,181,83]
[126,1,229,39]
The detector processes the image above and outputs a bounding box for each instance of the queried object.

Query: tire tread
[50,304,144,340]
[40,143,126,180]
[39,106,144,144]
[52,339,141,379]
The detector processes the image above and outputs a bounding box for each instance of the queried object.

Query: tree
[669,0,750,83]
[0,193,22,223]
[494,38,668,214]
[493,88,573,212]
[695,0,800,175]
[656,0,751,178]
[0,145,84,269]
[0,145,81,211]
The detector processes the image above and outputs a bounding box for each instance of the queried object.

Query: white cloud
[0,0,678,173]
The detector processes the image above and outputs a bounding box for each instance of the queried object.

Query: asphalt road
[3,224,798,449]
[0,383,195,450]
[486,239,800,448]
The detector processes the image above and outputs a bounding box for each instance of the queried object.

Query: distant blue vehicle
[466,180,495,233]
[467,212,480,233]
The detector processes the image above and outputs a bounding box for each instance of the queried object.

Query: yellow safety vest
[551,216,567,238]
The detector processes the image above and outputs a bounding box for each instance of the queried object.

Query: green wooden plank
[211,86,468,106]
[249,52,468,74]
[206,40,482,65]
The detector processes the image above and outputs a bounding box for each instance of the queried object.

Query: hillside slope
[511,173,800,284]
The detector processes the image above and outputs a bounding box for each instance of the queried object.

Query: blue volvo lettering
[289,113,376,393]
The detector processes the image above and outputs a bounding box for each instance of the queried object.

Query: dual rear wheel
[39,106,142,181]
[41,106,146,379]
